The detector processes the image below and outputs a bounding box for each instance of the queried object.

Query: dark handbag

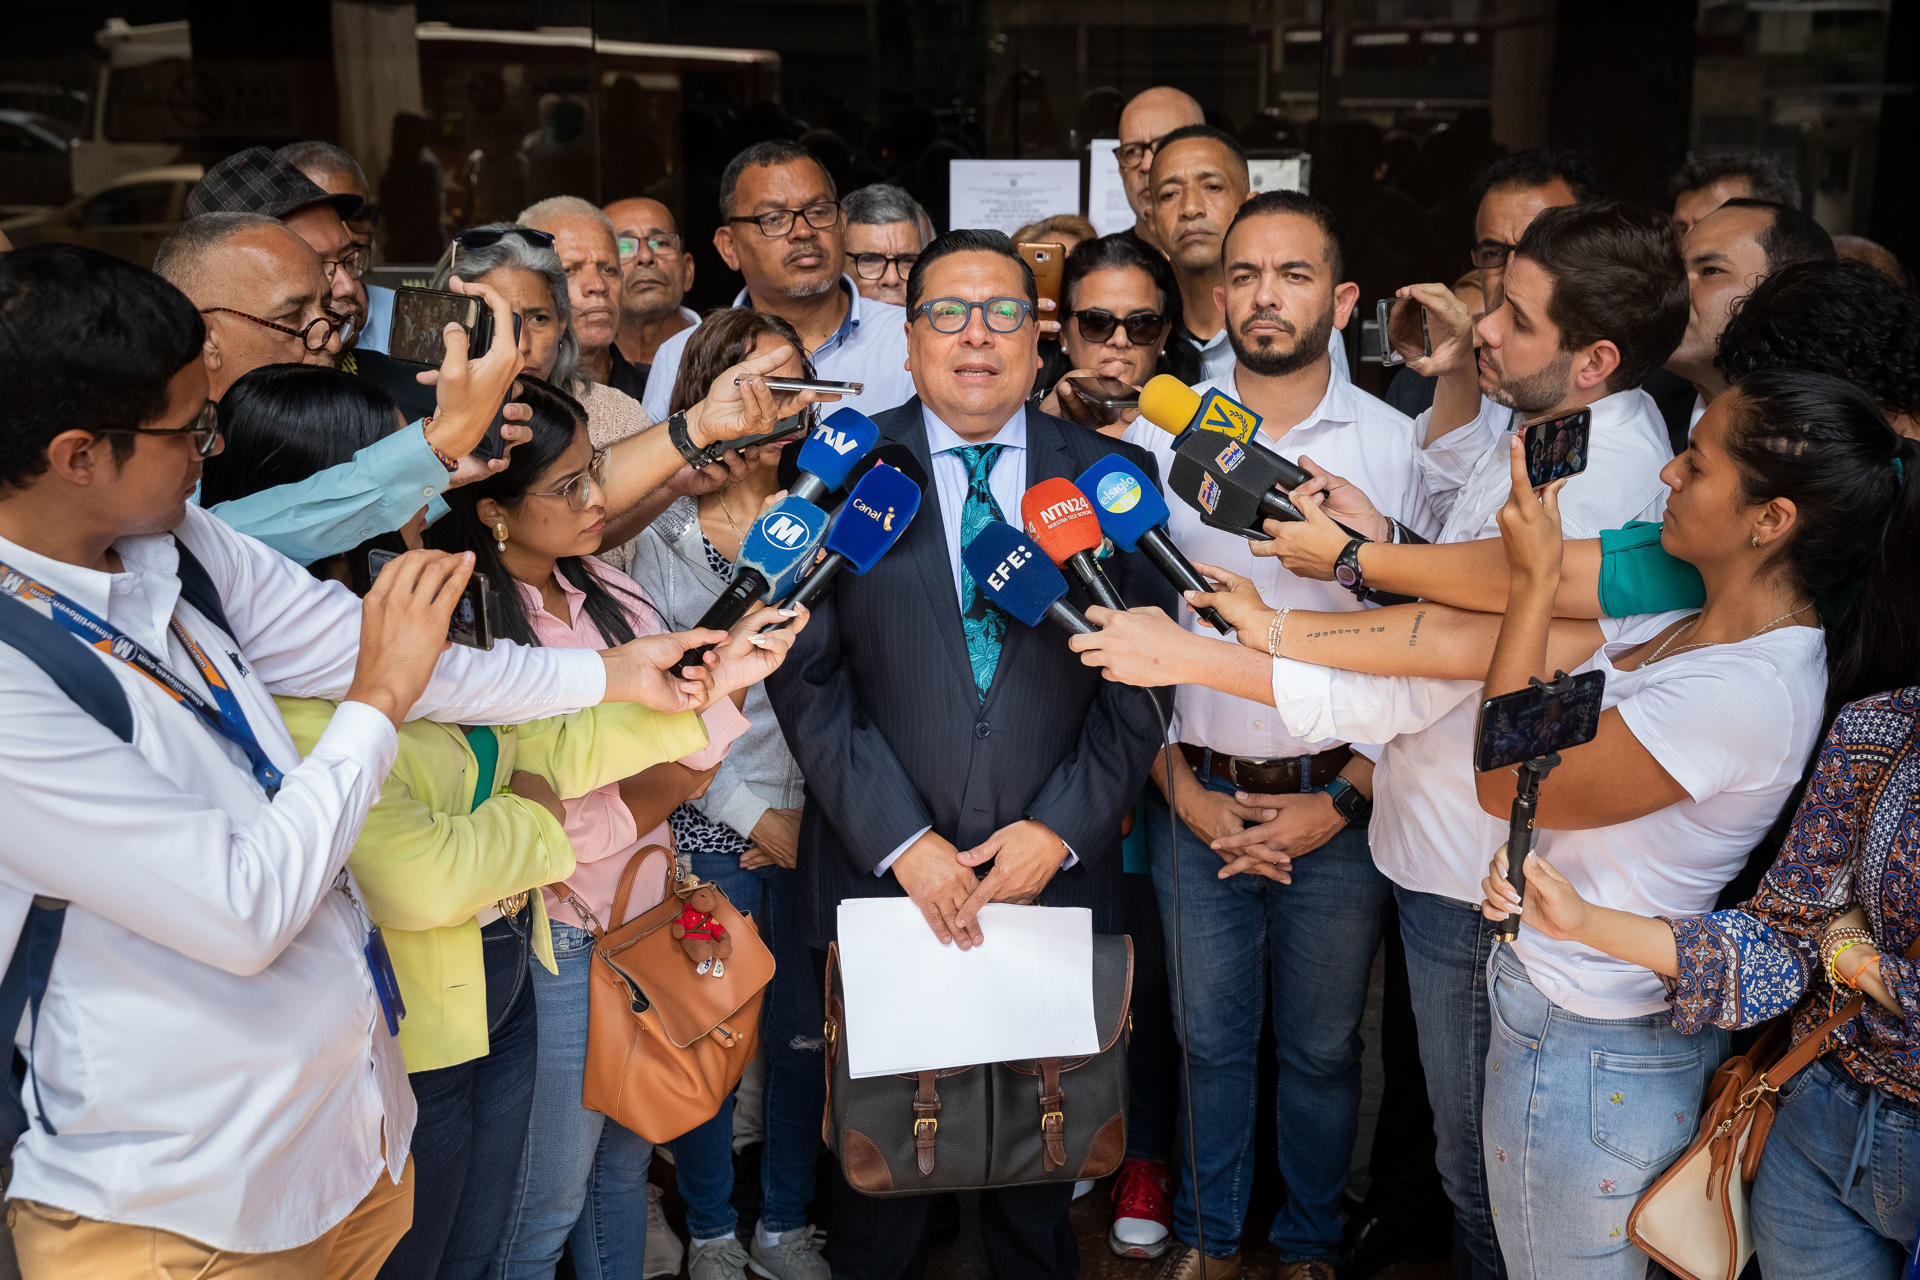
[821,933,1133,1195]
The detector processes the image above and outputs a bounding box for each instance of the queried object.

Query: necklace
[1645,602,1814,665]
[707,490,744,541]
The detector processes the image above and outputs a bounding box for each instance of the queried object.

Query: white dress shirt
[641,277,915,423]
[0,504,607,1252]
[1275,385,1675,903]
[1124,365,1436,762]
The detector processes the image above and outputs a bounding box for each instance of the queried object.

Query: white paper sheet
[836,898,1099,1078]
[947,159,1083,236]
[1086,139,1136,236]
[1249,154,1310,195]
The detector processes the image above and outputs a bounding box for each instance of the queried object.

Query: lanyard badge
[364,927,406,1036]
[0,560,281,796]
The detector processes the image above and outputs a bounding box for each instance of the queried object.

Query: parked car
[0,163,201,267]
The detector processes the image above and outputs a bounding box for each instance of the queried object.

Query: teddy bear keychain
[670,878,732,978]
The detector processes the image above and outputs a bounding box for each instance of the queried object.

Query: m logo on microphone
[761,511,814,549]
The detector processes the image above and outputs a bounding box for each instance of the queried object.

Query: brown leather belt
[1180,742,1352,794]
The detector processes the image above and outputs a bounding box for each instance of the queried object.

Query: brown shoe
[1152,1244,1243,1280]
[1273,1262,1336,1280]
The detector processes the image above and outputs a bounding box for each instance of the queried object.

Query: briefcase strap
[913,1071,940,1176]
[1038,1060,1067,1171]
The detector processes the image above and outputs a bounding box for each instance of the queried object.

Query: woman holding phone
[1036,233,1199,437]
[1070,369,1920,1279]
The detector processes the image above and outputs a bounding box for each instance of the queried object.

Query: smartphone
[1473,670,1606,773]
[1376,297,1432,367]
[389,287,493,367]
[1520,407,1593,488]
[737,376,864,396]
[366,548,496,650]
[1017,241,1067,311]
[1065,376,1140,409]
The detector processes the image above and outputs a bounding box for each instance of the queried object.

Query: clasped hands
[892,820,1070,949]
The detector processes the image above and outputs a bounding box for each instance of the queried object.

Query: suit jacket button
[974,720,991,739]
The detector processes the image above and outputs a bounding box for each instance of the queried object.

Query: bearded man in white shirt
[0,244,809,1280]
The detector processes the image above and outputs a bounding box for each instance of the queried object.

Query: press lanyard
[0,559,281,797]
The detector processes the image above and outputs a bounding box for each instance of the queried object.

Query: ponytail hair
[426,376,649,648]
[1723,367,1920,728]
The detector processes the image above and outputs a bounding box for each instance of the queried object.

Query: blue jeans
[1752,1056,1920,1279]
[1396,884,1506,1280]
[1145,771,1389,1261]
[381,913,540,1280]
[494,921,652,1280]
[669,853,825,1239]
[1482,946,1724,1280]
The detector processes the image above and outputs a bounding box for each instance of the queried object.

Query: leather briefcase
[822,933,1132,1195]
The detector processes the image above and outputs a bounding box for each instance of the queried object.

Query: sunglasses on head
[1069,308,1168,345]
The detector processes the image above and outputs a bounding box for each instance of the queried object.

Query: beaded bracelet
[421,417,460,473]
[1824,927,1875,988]
[1266,607,1292,658]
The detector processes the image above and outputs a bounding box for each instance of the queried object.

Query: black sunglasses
[1070,308,1168,346]
[454,226,557,251]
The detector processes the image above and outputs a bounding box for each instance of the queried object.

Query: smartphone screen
[366,548,495,649]
[1065,376,1140,409]
[389,287,495,366]
[1017,241,1066,310]
[1474,670,1606,772]
[1521,407,1593,488]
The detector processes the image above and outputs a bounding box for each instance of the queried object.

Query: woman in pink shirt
[429,378,766,1280]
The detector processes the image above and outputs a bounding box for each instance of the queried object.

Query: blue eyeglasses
[912,297,1034,334]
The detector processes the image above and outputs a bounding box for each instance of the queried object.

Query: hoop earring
[494,521,509,551]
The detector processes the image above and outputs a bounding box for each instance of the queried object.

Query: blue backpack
[0,539,236,1138]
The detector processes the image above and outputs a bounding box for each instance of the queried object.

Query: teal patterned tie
[953,443,1008,699]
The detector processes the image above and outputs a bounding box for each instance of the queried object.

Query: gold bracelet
[1822,926,1873,980]
[1266,607,1291,658]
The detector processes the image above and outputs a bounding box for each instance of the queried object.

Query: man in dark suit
[766,229,1176,1280]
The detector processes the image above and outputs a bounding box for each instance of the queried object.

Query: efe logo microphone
[984,541,1034,591]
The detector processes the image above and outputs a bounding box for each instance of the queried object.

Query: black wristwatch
[1333,536,1370,601]
[1324,776,1373,827]
[667,410,720,469]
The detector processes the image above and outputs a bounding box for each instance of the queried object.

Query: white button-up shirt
[641,277,915,423]
[0,504,607,1252]
[1125,365,1436,761]
[1274,385,1675,903]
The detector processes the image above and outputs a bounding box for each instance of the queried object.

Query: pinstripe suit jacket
[765,399,1178,947]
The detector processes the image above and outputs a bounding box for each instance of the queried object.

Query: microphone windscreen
[736,495,832,600]
[1138,374,1202,436]
[796,407,881,492]
[1167,429,1285,532]
[961,519,1069,627]
[848,442,930,492]
[1074,455,1173,553]
[821,463,923,572]
[1020,477,1104,564]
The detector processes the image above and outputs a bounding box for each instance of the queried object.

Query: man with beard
[1119,192,1436,1280]
[1250,200,1685,1280]
[642,140,916,422]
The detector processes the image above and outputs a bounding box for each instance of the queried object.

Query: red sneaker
[1110,1157,1174,1258]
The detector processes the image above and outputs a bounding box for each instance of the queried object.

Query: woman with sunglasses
[626,310,832,1280]
[433,381,773,1280]
[431,224,654,570]
[1036,234,1200,437]
[204,364,732,1280]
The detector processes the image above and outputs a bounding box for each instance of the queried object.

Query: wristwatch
[667,410,720,470]
[1324,776,1373,827]
[1333,536,1370,601]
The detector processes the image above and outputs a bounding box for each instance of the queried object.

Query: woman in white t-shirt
[1070,369,1920,1280]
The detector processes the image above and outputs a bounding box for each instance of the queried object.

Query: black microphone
[1074,456,1232,635]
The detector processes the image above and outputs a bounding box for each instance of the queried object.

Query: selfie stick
[1495,670,1579,943]
[1495,751,1559,943]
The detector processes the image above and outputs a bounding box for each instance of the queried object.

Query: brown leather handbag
[560,847,773,1144]
[1629,931,1920,1280]
[821,933,1133,1195]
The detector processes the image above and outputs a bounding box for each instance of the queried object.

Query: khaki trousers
[8,1157,413,1280]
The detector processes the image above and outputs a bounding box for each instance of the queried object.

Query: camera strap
[0,558,281,797]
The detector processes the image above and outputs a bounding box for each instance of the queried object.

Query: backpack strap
[173,537,238,644]
[0,591,137,1138]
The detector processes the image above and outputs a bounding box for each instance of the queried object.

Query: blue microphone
[788,407,881,505]
[961,519,1095,636]
[778,462,924,612]
[1074,456,1231,634]
[678,494,830,671]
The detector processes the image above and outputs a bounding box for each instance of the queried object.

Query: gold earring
[494,521,509,551]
